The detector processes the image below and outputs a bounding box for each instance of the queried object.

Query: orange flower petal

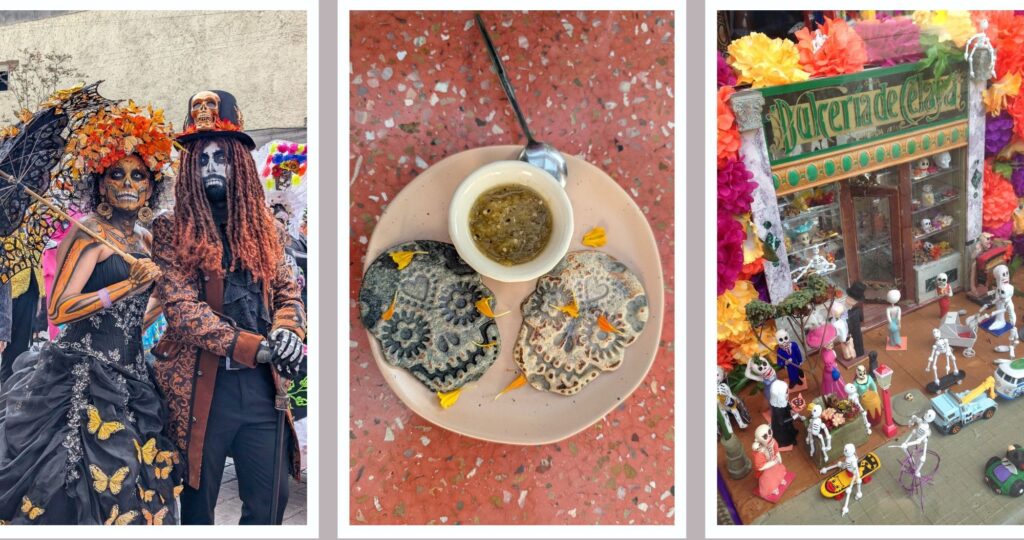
[494,374,527,401]
[582,226,607,247]
[597,314,622,334]
[554,291,579,318]
[381,291,398,321]
[476,296,509,318]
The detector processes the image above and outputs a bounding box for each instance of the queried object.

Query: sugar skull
[775,329,790,346]
[933,151,952,169]
[190,91,221,131]
[936,272,948,288]
[754,424,774,447]
[921,218,932,232]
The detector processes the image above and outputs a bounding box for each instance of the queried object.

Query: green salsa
[469,184,552,266]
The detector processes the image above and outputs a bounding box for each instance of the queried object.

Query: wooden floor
[213,459,307,525]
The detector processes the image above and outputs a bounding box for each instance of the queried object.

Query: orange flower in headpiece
[795,17,867,77]
[65,102,174,180]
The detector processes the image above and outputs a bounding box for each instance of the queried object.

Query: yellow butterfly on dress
[90,465,129,495]
[134,438,157,465]
[154,463,172,480]
[142,506,169,525]
[86,405,124,441]
[155,450,178,464]
[173,484,184,498]
[138,485,155,503]
[104,504,138,525]
[20,497,44,520]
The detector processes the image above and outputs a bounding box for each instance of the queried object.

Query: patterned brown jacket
[149,213,306,489]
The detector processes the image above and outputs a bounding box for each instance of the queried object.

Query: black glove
[268,328,303,378]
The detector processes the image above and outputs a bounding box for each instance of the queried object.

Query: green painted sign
[760,62,968,165]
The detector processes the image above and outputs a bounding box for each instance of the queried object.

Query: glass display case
[778,183,847,288]
[909,149,965,302]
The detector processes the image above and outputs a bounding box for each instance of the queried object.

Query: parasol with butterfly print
[0,81,142,284]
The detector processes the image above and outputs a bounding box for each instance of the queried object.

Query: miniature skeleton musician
[820,443,864,516]
[926,328,959,386]
[899,411,936,478]
[718,366,748,431]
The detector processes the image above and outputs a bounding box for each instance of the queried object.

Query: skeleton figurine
[717,366,748,431]
[886,289,903,347]
[751,424,793,502]
[830,303,856,360]
[935,272,953,318]
[775,329,804,388]
[745,354,779,402]
[899,411,936,477]
[926,328,959,386]
[820,443,863,516]
[966,19,997,81]
[981,280,1015,333]
[804,403,832,462]
[844,383,871,436]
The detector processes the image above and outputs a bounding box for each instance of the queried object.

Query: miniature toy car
[930,376,997,435]
[994,359,1024,400]
[984,444,1024,496]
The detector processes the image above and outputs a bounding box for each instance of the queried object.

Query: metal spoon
[476,13,568,187]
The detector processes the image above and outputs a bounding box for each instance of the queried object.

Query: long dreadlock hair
[174,137,283,290]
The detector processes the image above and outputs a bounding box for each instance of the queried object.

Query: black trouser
[1,277,39,386]
[180,363,289,525]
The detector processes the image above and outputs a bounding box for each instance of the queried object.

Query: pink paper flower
[717,213,745,295]
[718,156,757,215]
[718,51,737,88]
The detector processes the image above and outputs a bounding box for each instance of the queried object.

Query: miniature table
[350,11,675,524]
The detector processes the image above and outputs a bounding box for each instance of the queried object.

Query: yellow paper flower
[718,279,776,364]
[727,33,810,88]
[742,216,764,265]
[985,73,1022,115]
[913,10,976,47]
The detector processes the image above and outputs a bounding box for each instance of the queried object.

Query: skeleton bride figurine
[886,289,903,348]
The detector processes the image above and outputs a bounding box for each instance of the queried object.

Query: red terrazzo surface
[349,11,675,525]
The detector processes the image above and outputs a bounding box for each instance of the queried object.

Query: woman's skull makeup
[190,91,221,131]
[99,155,152,214]
[200,140,231,202]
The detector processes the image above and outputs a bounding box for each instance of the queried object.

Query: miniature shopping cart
[939,311,978,357]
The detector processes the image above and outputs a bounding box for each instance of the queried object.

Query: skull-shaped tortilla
[359,240,500,393]
[514,251,648,396]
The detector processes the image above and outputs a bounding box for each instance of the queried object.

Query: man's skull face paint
[190,91,220,131]
[200,141,231,202]
[100,155,151,214]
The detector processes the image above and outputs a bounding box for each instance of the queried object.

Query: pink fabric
[853,17,922,67]
[43,209,83,339]
[821,348,848,399]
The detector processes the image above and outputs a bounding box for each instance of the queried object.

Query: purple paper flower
[718,51,736,88]
[987,112,1014,157]
[751,270,770,302]
[718,156,757,215]
[1012,155,1024,198]
[718,212,745,295]
[985,220,1014,240]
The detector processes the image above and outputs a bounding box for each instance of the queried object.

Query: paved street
[753,394,1024,525]
[213,458,307,525]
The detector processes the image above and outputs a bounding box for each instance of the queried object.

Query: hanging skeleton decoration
[791,245,837,283]
[717,366,748,431]
[899,411,936,478]
[820,443,864,516]
[804,403,832,462]
[965,19,997,81]
[926,328,959,386]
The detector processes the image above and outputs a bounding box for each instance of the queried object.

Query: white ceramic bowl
[449,161,573,282]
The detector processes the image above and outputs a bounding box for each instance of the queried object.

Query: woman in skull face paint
[0,104,183,524]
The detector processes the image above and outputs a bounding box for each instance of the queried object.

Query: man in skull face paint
[150,90,306,524]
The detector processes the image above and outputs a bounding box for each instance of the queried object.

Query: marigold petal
[494,374,528,400]
[389,250,428,270]
[437,388,463,409]
[582,226,607,247]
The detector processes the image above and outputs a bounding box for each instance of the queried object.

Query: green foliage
[918,34,965,79]
[994,161,1014,180]
[745,300,777,329]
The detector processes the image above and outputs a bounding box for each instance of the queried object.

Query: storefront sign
[761,62,968,165]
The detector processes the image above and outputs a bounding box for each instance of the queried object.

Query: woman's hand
[129,259,162,287]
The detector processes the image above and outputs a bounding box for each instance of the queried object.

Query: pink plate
[362,146,664,444]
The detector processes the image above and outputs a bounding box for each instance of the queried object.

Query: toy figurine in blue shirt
[775,329,805,387]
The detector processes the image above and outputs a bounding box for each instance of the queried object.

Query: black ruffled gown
[0,254,181,525]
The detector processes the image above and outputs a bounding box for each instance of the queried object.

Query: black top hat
[175,90,255,150]
[846,281,867,301]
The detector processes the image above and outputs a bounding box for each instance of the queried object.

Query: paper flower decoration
[913,10,976,47]
[795,17,868,77]
[718,51,737,88]
[1013,155,1024,197]
[718,157,756,215]
[717,340,738,371]
[983,159,1017,232]
[984,73,1021,116]
[717,86,740,167]
[1010,95,1024,142]
[973,11,1024,80]
[718,212,746,295]
[727,32,810,88]
[717,279,774,363]
[987,111,1014,157]
[854,16,922,67]
[65,102,175,179]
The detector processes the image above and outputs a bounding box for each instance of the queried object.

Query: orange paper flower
[795,17,867,77]
[1009,94,1024,141]
[985,73,1021,115]
[66,101,174,179]
[983,159,1017,230]
[717,86,740,168]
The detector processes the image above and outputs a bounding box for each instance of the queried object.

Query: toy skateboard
[820,452,881,499]
[925,369,966,394]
